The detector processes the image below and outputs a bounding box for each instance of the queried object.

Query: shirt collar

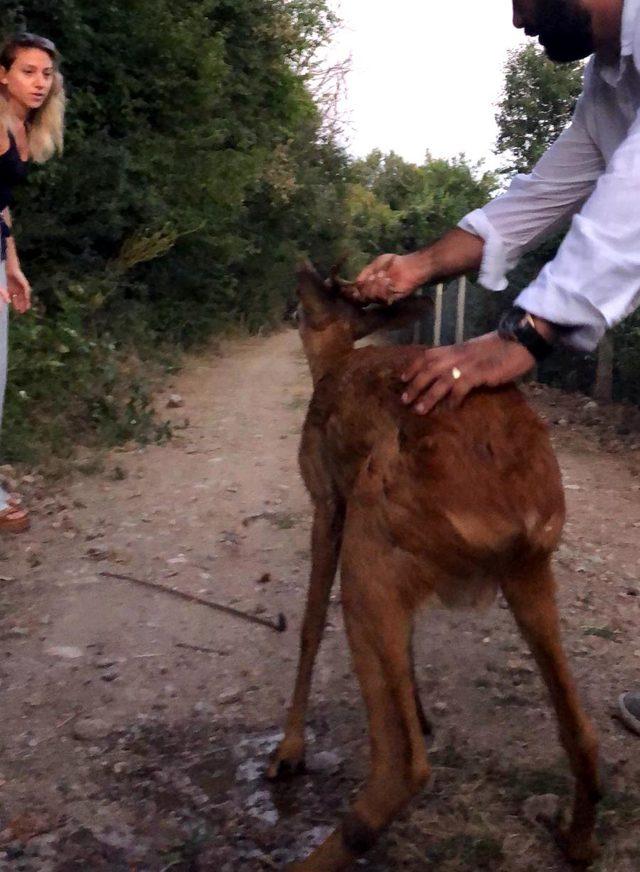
[596,0,640,85]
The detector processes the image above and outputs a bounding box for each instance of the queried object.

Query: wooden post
[433,283,444,347]
[593,332,614,403]
[455,276,466,344]
[412,291,422,343]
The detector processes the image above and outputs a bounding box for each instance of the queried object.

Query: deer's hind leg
[501,559,601,864]
[288,521,431,871]
[268,501,344,780]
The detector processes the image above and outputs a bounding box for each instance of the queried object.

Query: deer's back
[301,345,565,578]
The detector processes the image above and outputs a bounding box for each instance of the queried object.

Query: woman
[0,33,65,532]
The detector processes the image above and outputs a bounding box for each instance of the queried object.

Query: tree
[495,44,584,175]
[0,0,355,460]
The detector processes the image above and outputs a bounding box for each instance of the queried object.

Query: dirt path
[1,329,639,871]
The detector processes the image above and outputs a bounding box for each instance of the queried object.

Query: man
[351,0,640,736]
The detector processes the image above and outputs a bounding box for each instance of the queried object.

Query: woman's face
[0,47,55,113]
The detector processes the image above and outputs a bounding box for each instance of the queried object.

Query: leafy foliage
[5,11,637,469]
[495,44,583,175]
[346,150,496,271]
[1,0,351,463]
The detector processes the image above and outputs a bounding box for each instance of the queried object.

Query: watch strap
[497,306,554,363]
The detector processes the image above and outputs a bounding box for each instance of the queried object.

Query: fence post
[433,283,444,347]
[455,276,466,344]
[413,290,422,343]
[593,332,614,403]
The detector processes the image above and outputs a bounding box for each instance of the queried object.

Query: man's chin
[541,37,594,63]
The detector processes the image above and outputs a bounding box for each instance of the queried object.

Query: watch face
[498,307,526,339]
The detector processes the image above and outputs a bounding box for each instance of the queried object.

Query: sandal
[618,692,640,737]
[0,503,30,533]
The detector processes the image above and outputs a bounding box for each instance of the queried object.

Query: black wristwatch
[497,306,554,363]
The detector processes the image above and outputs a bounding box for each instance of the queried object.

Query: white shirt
[459,0,640,351]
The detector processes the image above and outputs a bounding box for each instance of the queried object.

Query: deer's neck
[302,323,354,386]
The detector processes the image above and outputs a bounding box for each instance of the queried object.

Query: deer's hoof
[265,742,306,781]
[555,826,600,867]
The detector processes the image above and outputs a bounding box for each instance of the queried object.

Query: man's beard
[535,0,595,62]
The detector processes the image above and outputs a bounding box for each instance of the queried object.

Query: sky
[324,0,528,168]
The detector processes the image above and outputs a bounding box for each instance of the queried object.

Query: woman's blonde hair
[0,32,66,164]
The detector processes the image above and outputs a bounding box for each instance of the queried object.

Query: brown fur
[268,265,601,871]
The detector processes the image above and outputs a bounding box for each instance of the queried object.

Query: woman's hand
[348,252,432,305]
[6,266,31,314]
[400,332,537,414]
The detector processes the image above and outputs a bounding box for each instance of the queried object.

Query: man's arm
[354,92,604,303]
[397,99,640,415]
[352,228,483,303]
[515,105,640,351]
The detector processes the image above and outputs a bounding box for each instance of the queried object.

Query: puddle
[95,716,357,869]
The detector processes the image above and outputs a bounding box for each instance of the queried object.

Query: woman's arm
[0,125,9,157]
[2,207,31,313]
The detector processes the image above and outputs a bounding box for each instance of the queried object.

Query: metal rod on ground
[99,571,287,633]
[433,283,444,347]
[176,642,221,655]
[455,276,467,344]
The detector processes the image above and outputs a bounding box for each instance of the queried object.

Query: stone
[507,658,535,675]
[311,750,343,773]
[522,793,560,825]
[167,394,184,409]
[218,689,241,706]
[94,656,120,669]
[45,645,83,660]
[193,701,213,715]
[86,545,110,561]
[73,718,112,742]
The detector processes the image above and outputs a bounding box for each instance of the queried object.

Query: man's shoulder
[628,0,640,72]
[580,58,598,100]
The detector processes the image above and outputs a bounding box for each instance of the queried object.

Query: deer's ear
[296,261,332,325]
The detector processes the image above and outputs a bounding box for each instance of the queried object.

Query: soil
[0,328,639,871]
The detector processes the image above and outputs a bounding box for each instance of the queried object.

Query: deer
[266,263,601,871]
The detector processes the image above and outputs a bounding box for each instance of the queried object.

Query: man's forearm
[405,228,484,286]
[408,229,557,342]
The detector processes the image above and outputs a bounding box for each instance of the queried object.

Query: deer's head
[295,262,431,383]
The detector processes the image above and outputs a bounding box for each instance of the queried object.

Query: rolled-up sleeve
[459,94,604,292]
[517,107,640,350]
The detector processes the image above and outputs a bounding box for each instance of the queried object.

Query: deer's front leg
[267,505,343,779]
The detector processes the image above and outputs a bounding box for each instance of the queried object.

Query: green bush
[1,0,350,464]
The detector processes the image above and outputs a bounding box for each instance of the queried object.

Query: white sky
[325,0,528,168]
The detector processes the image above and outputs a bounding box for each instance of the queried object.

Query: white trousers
[0,261,8,509]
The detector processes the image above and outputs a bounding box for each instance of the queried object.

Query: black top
[0,130,28,212]
[0,130,28,261]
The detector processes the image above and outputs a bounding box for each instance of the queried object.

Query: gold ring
[451,367,462,381]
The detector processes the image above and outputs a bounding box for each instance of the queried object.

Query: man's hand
[400,332,536,414]
[7,266,31,314]
[349,252,430,304]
